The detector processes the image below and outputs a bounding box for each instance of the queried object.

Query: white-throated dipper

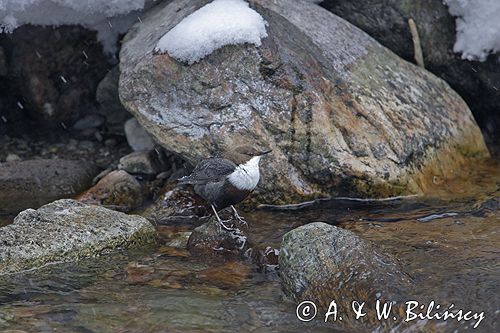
[178,146,271,230]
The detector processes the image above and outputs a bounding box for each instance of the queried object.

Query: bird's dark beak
[258,149,272,156]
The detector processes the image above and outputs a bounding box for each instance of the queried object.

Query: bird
[178,145,271,230]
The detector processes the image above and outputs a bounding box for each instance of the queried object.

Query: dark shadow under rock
[0,25,110,136]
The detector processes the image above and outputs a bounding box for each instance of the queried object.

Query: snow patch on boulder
[0,0,151,54]
[445,0,500,61]
[155,0,267,64]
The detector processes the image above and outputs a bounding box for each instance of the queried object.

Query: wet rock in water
[96,67,130,134]
[118,150,164,176]
[196,261,251,289]
[119,0,488,204]
[279,222,413,331]
[320,0,500,154]
[0,199,156,275]
[142,185,210,225]
[77,170,144,212]
[0,159,99,215]
[187,217,249,258]
[124,118,155,152]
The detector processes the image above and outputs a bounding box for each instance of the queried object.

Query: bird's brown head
[225,145,272,165]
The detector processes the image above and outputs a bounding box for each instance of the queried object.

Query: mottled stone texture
[321,0,500,154]
[279,222,413,331]
[119,0,488,204]
[0,199,156,275]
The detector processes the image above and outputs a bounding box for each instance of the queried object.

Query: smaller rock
[164,231,192,248]
[96,67,130,133]
[0,199,156,274]
[67,138,78,150]
[5,153,21,162]
[118,150,163,175]
[0,159,99,214]
[72,114,105,130]
[141,185,210,225]
[78,170,144,212]
[104,138,117,147]
[77,140,96,150]
[124,118,155,151]
[187,217,249,258]
[92,167,113,185]
[279,222,413,331]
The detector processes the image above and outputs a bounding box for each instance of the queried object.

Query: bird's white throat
[228,155,261,190]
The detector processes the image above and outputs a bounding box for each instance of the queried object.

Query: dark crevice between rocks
[0,25,113,139]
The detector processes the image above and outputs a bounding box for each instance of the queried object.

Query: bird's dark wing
[178,157,237,185]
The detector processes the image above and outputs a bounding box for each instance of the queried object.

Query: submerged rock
[118,150,164,176]
[279,222,413,331]
[187,217,249,258]
[0,199,156,275]
[119,0,488,204]
[77,170,144,212]
[0,159,99,215]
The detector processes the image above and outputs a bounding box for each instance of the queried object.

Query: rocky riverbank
[0,1,498,332]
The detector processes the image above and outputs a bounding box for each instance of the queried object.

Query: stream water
[0,160,498,332]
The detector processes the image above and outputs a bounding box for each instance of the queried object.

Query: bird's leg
[231,205,248,227]
[211,204,235,231]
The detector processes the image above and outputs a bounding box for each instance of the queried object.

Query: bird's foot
[218,219,236,232]
[234,215,248,228]
[231,206,249,228]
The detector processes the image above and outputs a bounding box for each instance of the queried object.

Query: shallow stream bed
[0,161,498,332]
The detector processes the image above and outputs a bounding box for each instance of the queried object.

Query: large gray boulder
[279,222,414,331]
[0,159,99,214]
[320,0,500,154]
[0,199,156,274]
[119,0,488,205]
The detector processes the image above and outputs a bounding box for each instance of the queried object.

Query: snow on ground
[155,0,267,65]
[445,0,500,61]
[0,0,151,54]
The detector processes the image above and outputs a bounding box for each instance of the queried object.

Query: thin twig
[408,18,425,68]
[257,194,419,211]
